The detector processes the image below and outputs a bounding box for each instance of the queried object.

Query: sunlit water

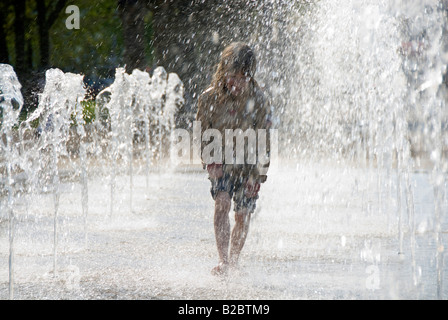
[0,159,447,299]
[1,0,448,299]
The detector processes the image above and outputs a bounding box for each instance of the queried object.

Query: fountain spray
[26,68,86,275]
[0,64,24,299]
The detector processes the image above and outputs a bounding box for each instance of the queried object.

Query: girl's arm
[254,90,272,183]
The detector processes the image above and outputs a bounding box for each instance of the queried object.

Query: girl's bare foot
[211,262,228,276]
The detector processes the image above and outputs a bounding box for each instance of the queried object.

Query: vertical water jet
[0,64,24,299]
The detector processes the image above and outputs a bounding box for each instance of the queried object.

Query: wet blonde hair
[210,42,257,103]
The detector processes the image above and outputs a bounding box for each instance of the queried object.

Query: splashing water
[1,0,447,300]
[256,0,447,297]
[0,64,24,300]
[1,65,184,298]
[101,66,184,216]
[25,68,86,276]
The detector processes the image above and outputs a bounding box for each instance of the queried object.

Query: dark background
[0,0,290,126]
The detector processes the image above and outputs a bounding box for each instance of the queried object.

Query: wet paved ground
[1,159,447,299]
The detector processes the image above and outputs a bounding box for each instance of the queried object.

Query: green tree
[36,0,68,68]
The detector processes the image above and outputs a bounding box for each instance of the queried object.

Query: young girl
[196,42,272,276]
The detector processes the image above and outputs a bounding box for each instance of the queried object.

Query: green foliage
[70,99,97,126]
[1,0,156,78]
[81,100,96,124]
[50,0,124,78]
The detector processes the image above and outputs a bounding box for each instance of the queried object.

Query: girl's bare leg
[229,209,251,268]
[212,191,231,274]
